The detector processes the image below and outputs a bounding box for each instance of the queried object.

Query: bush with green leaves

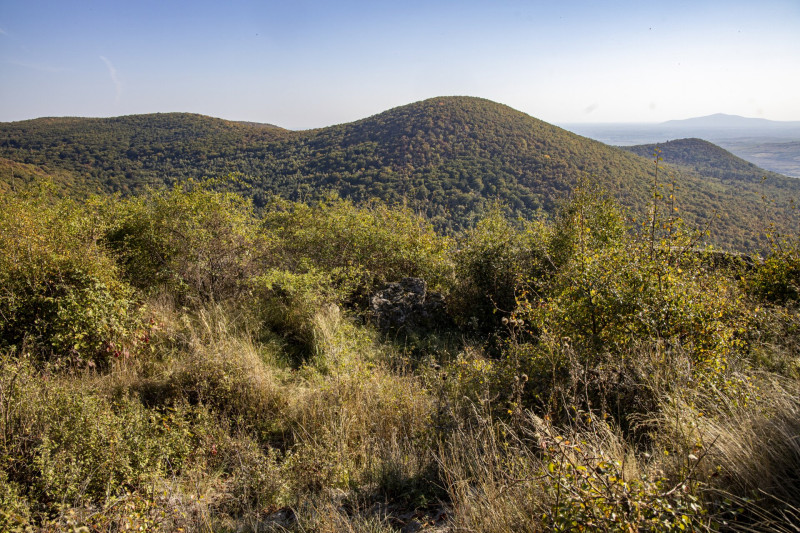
[261,196,453,300]
[0,467,30,531]
[0,188,134,366]
[106,179,268,304]
[546,184,627,270]
[450,204,552,333]
[0,352,201,520]
[517,187,750,391]
[748,238,800,305]
[535,415,711,532]
[32,392,196,506]
[438,407,716,533]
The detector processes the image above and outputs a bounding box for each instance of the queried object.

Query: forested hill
[256,97,666,227]
[0,113,292,194]
[1,97,798,250]
[621,138,788,182]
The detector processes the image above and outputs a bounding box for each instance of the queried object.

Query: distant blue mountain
[660,114,800,130]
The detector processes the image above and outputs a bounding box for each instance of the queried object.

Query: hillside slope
[1,97,798,250]
[0,113,292,194]
[621,138,786,182]
[0,157,89,195]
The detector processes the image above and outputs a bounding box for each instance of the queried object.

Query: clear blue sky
[1,0,799,128]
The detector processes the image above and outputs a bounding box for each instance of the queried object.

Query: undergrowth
[2,179,799,531]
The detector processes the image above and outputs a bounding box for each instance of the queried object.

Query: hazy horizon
[2,0,799,129]
[4,103,800,131]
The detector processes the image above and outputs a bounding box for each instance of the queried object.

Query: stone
[370,277,451,335]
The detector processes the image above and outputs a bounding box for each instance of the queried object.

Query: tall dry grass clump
[659,375,800,530]
[436,404,712,532]
[281,304,438,506]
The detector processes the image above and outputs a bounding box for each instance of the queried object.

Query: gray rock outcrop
[370,277,451,335]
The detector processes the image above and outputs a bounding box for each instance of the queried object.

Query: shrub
[0,189,134,367]
[517,188,751,398]
[249,267,354,360]
[748,239,800,305]
[534,414,710,532]
[0,356,201,517]
[547,183,626,270]
[262,196,453,300]
[438,408,712,533]
[106,180,268,304]
[0,467,30,531]
[450,204,551,333]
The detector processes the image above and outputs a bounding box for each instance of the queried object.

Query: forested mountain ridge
[249,97,665,227]
[621,138,788,182]
[1,96,798,250]
[0,113,292,194]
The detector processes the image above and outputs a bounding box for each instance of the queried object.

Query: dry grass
[659,375,800,530]
[5,297,800,532]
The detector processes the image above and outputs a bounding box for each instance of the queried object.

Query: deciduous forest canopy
[2,97,798,250]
